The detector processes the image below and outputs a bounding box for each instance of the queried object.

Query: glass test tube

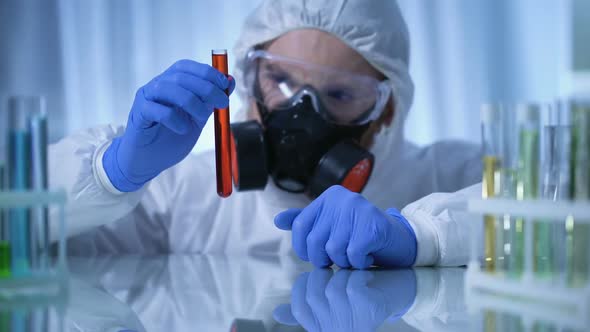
[541,102,571,201]
[481,104,502,272]
[568,102,590,287]
[6,97,33,277]
[0,106,8,278]
[510,104,541,276]
[212,49,233,198]
[29,104,49,272]
[540,102,571,280]
[516,104,540,199]
[517,104,550,276]
[2,96,49,278]
[499,104,519,273]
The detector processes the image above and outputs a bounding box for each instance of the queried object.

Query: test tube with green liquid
[0,164,9,278]
[0,163,9,278]
[481,104,502,272]
[568,102,590,287]
[1,97,51,281]
[510,104,540,276]
[499,104,519,273]
[0,107,10,278]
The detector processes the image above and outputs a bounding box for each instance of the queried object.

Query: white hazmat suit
[50,0,482,266]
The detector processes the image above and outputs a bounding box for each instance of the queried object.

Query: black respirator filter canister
[308,141,374,198]
[230,120,268,191]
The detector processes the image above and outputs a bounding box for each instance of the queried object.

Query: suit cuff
[402,205,439,266]
[93,140,125,195]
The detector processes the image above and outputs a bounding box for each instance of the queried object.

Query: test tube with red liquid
[212,49,232,197]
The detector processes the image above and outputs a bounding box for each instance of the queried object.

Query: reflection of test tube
[212,49,232,198]
[569,102,590,287]
[0,311,8,331]
[481,104,502,272]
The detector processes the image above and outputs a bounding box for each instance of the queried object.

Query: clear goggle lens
[244,50,391,125]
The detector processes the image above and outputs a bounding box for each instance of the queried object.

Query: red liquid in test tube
[212,49,232,198]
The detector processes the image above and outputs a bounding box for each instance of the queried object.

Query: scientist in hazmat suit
[51,0,481,268]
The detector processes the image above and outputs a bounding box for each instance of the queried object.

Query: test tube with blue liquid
[1,96,49,278]
[6,97,32,277]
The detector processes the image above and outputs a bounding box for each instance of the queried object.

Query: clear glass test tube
[29,100,49,272]
[540,101,571,280]
[541,102,572,201]
[481,104,502,272]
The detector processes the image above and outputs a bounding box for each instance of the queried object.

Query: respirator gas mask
[230,50,391,198]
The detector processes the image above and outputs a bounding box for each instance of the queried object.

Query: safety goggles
[243,50,391,126]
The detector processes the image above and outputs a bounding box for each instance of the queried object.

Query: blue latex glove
[103,60,236,192]
[274,185,417,269]
[273,269,417,331]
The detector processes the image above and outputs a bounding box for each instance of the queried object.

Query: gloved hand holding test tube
[102,61,235,193]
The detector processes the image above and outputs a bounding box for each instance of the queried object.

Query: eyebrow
[261,61,291,73]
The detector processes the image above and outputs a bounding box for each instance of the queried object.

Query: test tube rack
[0,190,68,301]
[464,198,590,331]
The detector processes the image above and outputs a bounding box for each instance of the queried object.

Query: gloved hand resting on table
[103,60,235,192]
[274,185,417,269]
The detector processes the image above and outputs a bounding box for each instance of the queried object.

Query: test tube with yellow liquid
[481,104,502,272]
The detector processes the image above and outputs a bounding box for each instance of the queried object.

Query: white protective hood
[232,0,415,205]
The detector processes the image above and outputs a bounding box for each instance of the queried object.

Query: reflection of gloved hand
[103,60,235,192]
[274,185,417,269]
[273,269,416,332]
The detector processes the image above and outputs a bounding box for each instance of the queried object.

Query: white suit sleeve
[402,183,481,266]
[49,125,147,240]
